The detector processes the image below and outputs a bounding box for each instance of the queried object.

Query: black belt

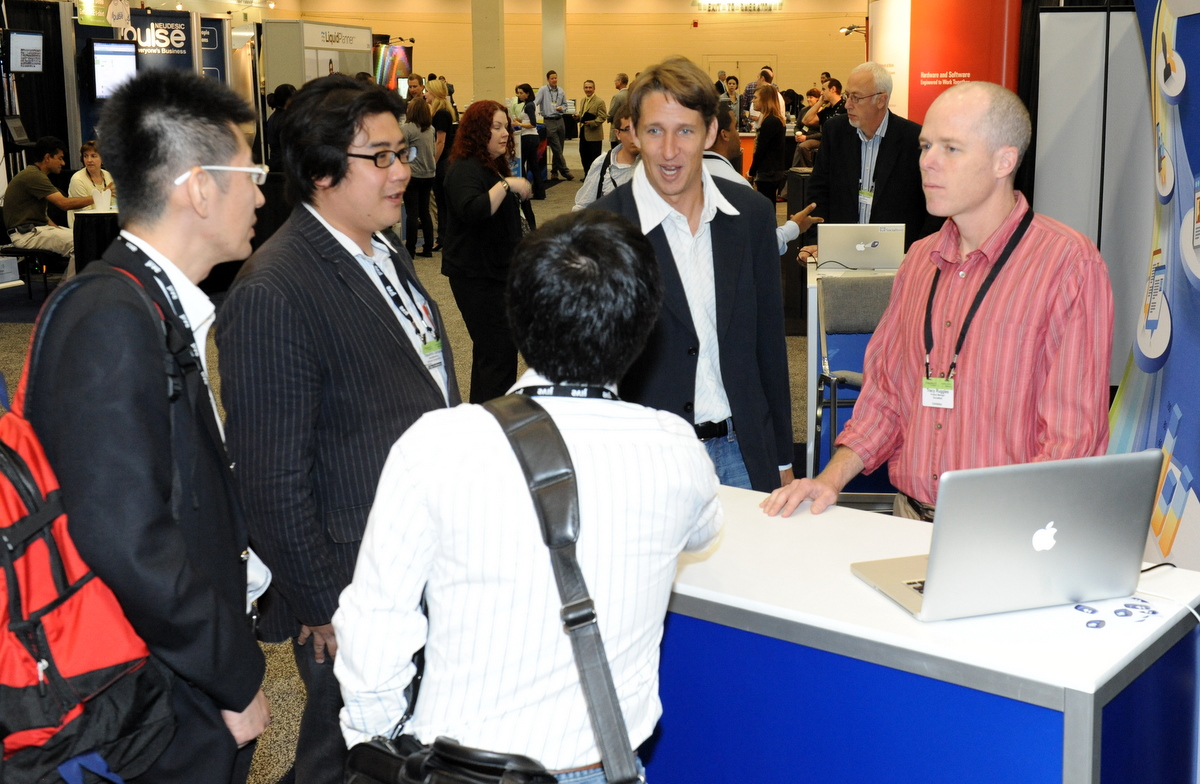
[694,418,731,441]
[901,492,936,522]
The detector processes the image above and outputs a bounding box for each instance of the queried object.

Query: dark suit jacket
[24,239,265,780]
[217,205,460,643]
[591,179,792,493]
[808,111,938,249]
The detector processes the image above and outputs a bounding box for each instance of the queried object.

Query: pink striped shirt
[836,192,1113,505]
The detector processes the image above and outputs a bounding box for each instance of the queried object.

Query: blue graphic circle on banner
[1180,207,1200,292]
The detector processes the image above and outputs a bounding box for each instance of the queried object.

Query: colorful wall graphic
[1114,0,1200,565]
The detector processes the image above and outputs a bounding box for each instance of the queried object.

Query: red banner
[906,0,1021,124]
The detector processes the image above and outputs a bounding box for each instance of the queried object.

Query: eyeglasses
[173,164,269,186]
[347,148,419,168]
[844,92,884,105]
[617,126,633,134]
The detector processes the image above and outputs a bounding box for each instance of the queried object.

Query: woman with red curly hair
[441,100,534,403]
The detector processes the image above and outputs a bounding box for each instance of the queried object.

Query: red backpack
[1,270,175,783]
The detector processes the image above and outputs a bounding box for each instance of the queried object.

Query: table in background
[73,210,121,276]
[646,486,1200,783]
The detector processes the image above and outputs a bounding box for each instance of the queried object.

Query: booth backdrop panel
[646,613,1063,784]
[1112,1,1200,573]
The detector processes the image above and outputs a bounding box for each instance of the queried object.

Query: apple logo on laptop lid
[1032,521,1058,552]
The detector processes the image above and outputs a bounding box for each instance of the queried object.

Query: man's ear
[179,167,214,220]
[704,117,719,150]
[994,146,1019,180]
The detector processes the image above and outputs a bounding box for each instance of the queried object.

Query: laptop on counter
[817,223,906,270]
[852,450,1164,622]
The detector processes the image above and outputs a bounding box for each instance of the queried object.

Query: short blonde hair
[943,81,1032,167]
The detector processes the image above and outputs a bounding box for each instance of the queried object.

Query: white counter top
[672,486,1200,700]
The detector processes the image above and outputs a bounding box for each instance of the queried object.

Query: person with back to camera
[748,82,787,203]
[334,210,722,783]
[426,78,458,252]
[442,100,534,403]
[401,95,437,258]
[264,84,297,171]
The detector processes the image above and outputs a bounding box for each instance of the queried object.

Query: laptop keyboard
[905,580,926,595]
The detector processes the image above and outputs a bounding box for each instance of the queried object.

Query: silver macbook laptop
[817,223,906,269]
[852,450,1164,621]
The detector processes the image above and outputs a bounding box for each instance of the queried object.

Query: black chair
[0,212,69,300]
[812,274,894,472]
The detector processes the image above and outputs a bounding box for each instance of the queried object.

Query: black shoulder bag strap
[594,152,613,202]
[482,394,642,784]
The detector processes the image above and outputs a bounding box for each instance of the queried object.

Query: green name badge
[921,377,954,409]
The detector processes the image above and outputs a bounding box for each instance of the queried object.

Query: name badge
[858,189,874,207]
[921,377,954,409]
[422,339,444,371]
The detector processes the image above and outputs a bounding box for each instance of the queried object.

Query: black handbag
[344,394,641,784]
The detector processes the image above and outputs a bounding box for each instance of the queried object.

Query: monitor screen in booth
[92,40,138,100]
[6,31,44,74]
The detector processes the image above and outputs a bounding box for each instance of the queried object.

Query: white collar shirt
[856,110,890,223]
[119,229,271,609]
[119,230,219,427]
[630,163,739,425]
[333,368,722,767]
[303,203,449,404]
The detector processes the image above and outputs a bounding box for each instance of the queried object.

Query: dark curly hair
[448,100,513,178]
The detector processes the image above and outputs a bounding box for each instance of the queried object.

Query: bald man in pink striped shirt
[764,81,1113,520]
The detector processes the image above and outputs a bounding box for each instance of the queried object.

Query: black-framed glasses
[347,147,419,168]
[617,126,633,134]
[844,91,884,105]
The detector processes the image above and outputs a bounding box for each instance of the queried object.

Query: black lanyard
[923,208,1034,380]
[516,384,619,401]
[365,234,438,343]
[138,249,209,384]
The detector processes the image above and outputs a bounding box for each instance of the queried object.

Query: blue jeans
[703,424,752,489]
[556,758,645,783]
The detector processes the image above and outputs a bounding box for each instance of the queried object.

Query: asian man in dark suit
[216,75,459,784]
[591,57,793,494]
[22,70,270,783]
[806,61,937,252]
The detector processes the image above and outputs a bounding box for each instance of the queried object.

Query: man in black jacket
[590,56,793,494]
[24,70,269,783]
[806,62,937,252]
[217,75,459,784]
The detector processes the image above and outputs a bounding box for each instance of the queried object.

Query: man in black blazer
[217,76,459,784]
[23,71,269,783]
[807,62,938,251]
[591,57,793,494]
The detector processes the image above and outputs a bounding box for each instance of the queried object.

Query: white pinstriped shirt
[333,370,722,768]
[631,164,739,427]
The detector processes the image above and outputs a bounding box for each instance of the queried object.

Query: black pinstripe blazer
[216,204,460,642]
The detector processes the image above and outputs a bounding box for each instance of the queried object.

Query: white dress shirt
[119,230,271,610]
[630,163,739,426]
[334,369,722,768]
[856,111,890,223]
[304,203,450,404]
